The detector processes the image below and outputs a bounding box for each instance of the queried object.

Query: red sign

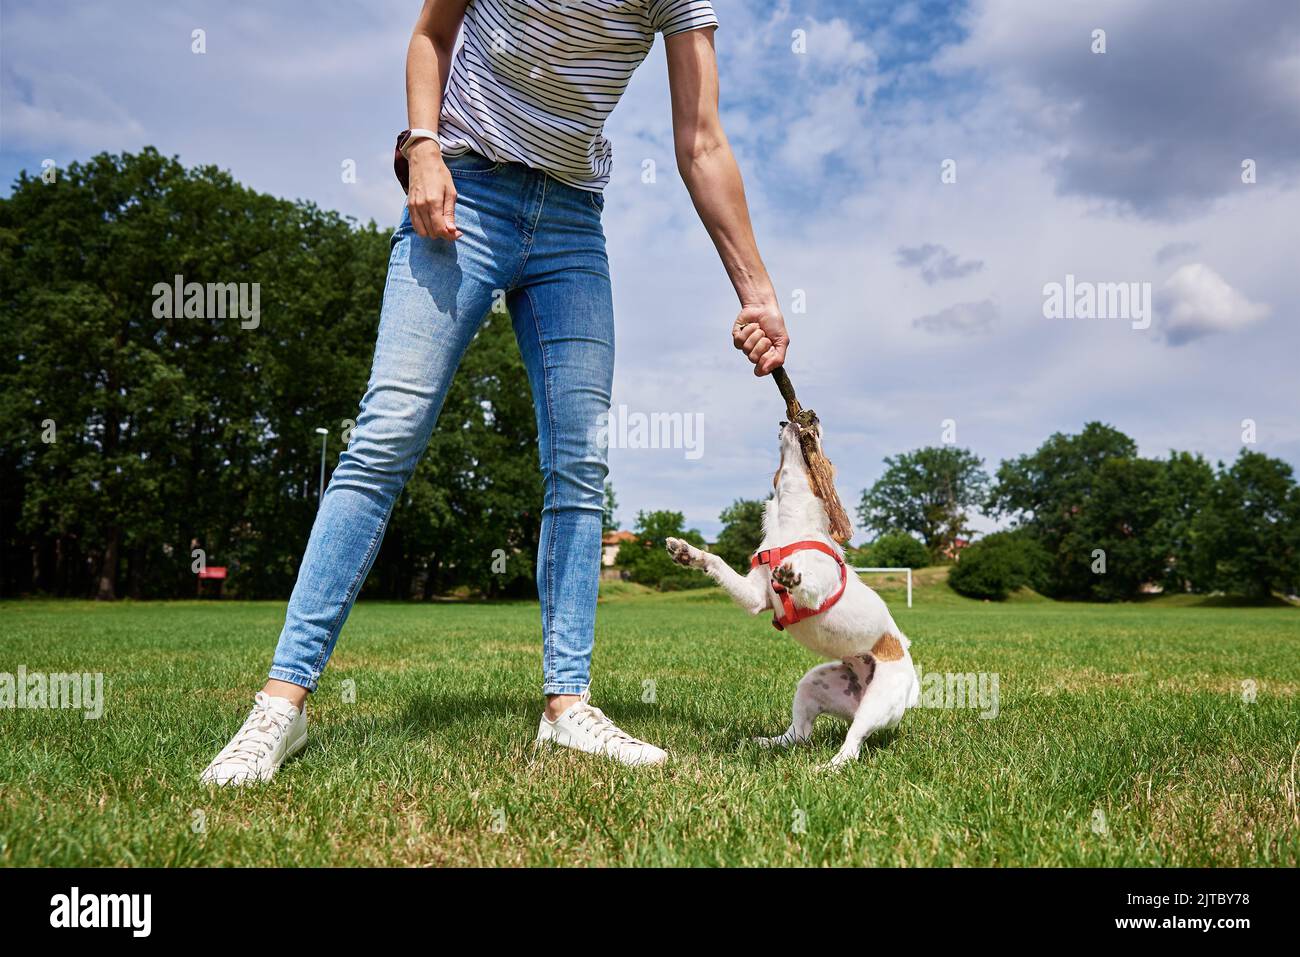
[198,566,228,580]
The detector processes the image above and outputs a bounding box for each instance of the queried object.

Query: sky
[3,0,1298,540]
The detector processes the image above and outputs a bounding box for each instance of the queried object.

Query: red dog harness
[751,540,848,631]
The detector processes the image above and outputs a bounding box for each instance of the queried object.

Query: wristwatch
[398,128,439,159]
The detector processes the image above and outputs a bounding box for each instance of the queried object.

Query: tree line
[4,150,1296,603]
[619,423,1300,602]
[859,425,1299,600]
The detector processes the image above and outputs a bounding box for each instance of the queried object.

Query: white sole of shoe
[535,735,667,767]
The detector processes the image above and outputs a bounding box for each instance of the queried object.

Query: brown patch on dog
[870,633,905,662]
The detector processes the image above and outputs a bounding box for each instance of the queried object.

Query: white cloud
[1156,264,1271,346]
[912,299,996,337]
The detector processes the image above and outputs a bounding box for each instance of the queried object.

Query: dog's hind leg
[827,659,913,769]
[665,537,767,614]
[755,662,862,749]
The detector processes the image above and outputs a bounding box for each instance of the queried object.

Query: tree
[1066,456,1168,600]
[711,498,765,571]
[987,423,1138,598]
[859,532,930,569]
[0,148,387,599]
[1191,451,1300,598]
[858,446,989,562]
[615,510,708,590]
[1150,451,1216,593]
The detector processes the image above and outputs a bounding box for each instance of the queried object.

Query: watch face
[394,131,411,193]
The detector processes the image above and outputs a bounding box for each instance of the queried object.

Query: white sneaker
[200,692,307,786]
[536,691,667,767]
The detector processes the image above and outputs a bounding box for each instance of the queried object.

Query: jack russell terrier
[666,415,919,767]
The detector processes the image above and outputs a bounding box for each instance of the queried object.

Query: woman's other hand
[407,141,462,241]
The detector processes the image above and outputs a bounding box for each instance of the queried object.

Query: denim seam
[509,236,533,291]
[510,175,549,289]
[530,175,549,236]
[310,505,391,681]
[524,283,559,691]
[447,164,502,177]
[267,668,315,691]
[542,682,589,696]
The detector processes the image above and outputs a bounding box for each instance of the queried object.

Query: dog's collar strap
[751,540,848,631]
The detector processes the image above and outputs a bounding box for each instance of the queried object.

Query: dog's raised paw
[772,561,801,589]
[665,537,699,567]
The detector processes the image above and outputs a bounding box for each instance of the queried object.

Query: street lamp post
[315,427,329,507]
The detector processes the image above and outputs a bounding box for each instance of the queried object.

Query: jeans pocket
[588,189,606,213]
[443,150,502,176]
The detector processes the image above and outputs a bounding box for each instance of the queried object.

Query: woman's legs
[206,163,666,781]
[267,208,504,697]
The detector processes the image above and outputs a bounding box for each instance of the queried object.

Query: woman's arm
[665,28,788,376]
[405,0,468,240]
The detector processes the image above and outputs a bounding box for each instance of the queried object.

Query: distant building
[601,530,637,568]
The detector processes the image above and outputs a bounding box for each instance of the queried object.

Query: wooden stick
[772,367,802,419]
[769,368,853,544]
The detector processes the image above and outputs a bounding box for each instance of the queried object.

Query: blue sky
[3,0,1298,539]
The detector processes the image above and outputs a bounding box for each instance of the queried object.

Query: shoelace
[221,696,291,769]
[570,703,640,748]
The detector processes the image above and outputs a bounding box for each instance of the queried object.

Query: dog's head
[780,408,821,453]
[771,411,853,543]
[773,414,830,509]
[775,411,828,483]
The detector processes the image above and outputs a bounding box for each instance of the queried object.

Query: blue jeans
[269,151,613,696]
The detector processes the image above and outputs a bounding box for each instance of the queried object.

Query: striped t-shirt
[437,0,720,191]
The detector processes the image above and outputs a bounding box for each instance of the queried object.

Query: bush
[656,570,713,592]
[858,533,930,569]
[842,544,871,567]
[948,531,1050,600]
[614,510,711,591]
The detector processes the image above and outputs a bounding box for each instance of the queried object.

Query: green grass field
[2,572,1297,867]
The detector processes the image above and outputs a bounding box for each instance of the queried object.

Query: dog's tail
[893,629,920,710]
[905,663,920,709]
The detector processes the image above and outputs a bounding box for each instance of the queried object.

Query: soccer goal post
[851,566,913,608]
